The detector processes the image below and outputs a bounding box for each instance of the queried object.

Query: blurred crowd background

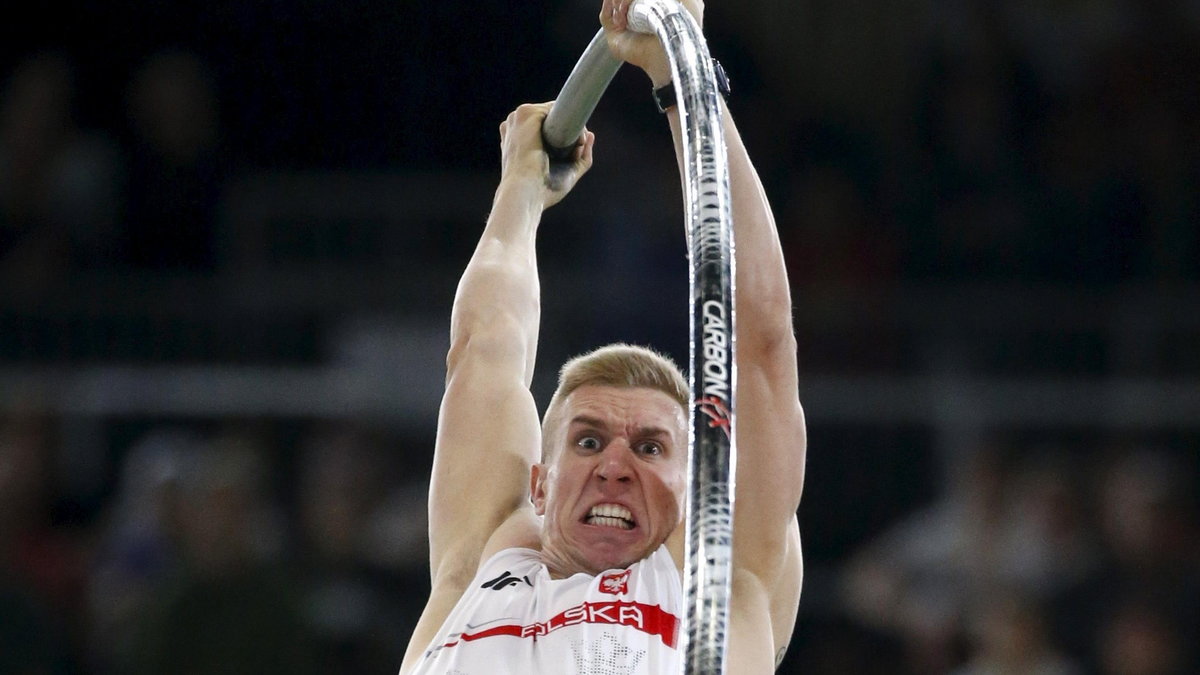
[2,1,1198,674]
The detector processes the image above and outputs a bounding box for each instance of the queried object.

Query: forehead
[561,385,687,436]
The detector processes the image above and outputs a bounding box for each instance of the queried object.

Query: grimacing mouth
[583,502,637,530]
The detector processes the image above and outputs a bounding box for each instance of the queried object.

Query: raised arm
[401,104,594,673]
[714,102,807,670]
[603,0,806,669]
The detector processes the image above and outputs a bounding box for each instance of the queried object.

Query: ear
[530,463,548,515]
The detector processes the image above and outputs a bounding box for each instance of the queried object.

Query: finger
[576,128,594,151]
[518,101,552,116]
[515,104,553,136]
[572,134,585,162]
[579,130,596,167]
[511,103,535,127]
[570,129,592,165]
[600,0,614,28]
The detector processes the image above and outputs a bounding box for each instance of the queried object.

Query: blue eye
[577,436,601,450]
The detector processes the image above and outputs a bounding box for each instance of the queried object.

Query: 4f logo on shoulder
[481,570,532,591]
[598,570,630,596]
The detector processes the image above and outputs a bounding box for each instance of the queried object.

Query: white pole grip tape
[627,0,657,34]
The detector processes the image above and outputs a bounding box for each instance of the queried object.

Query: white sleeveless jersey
[409,545,683,675]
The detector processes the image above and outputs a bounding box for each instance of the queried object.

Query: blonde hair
[541,343,689,462]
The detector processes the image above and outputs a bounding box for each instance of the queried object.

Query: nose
[595,441,634,483]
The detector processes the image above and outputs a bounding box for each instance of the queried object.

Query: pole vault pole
[543,3,737,672]
[541,30,621,160]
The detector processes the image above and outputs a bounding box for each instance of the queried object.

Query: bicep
[731,338,807,583]
[427,355,542,584]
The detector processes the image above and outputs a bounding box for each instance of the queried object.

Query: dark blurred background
[2,1,1198,674]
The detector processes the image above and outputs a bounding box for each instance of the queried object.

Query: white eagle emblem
[599,570,630,595]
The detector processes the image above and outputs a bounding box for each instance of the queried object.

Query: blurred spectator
[128,432,315,675]
[292,425,417,674]
[1054,449,1200,673]
[995,454,1099,596]
[0,410,88,668]
[121,49,226,271]
[1097,599,1186,675]
[952,592,1080,675]
[86,429,195,673]
[841,447,1011,673]
[0,51,123,293]
[841,443,1106,674]
[0,410,80,675]
[1096,450,1197,575]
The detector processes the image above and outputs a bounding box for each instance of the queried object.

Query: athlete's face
[532,385,687,576]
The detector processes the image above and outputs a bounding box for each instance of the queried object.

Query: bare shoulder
[399,508,541,675]
[430,506,541,605]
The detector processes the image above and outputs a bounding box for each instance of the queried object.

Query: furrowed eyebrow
[636,426,673,441]
[568,416,672,441]
[569,415,609,431]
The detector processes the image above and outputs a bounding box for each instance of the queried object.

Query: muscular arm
[429,177,545,583]
[713,106,807,575]
[401,105,594,673]
[678,99,807,673]
[662,98,806,568]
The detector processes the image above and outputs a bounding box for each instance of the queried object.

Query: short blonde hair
[541,343,689,462]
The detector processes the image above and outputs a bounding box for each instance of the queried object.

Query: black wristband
[653,59,730,113]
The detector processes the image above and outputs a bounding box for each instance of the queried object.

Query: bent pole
[625,2,736,673]
[541,30,622,160]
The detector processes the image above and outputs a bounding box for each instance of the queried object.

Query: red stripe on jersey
[442,601,680,649]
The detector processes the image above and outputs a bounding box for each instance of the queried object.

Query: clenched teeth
[587,515,633,530]
[586,504,634,529]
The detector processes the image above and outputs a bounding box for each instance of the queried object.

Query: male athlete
[399,1,806,672]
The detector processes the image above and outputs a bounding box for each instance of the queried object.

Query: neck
[538,539,657,580]
[538,542,594,580]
